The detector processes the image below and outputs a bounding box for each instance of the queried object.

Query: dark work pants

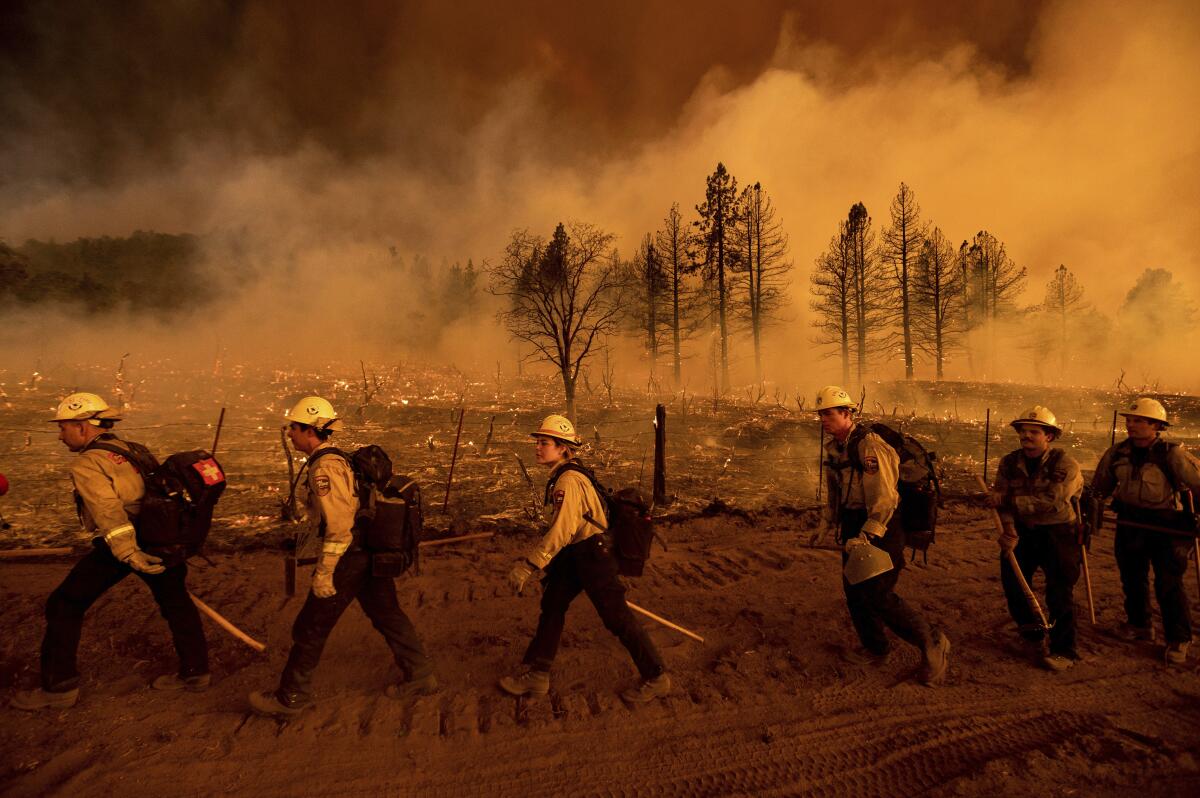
[840,512,934,656]
[41,542,209,692]
[1114,521,1194,644]
[1000,523,1081,656]
[523,535,665,680]
[277,551,432,707]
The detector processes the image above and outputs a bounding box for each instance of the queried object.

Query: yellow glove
[106,525,165,574]
[508,560,537,595]
[125,549,166,575]
[843,535,871,553]
[312,554,339,598]
[998,526,1019,554]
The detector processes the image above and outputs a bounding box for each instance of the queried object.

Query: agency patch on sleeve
[863,455,879,474]
[106,452,127,465]
[553,489,565,506]
[313,475,332,496]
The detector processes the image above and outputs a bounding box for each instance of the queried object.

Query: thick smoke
[1,0,1197,391]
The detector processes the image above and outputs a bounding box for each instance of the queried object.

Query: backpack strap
[844,425,871,472]
[1108,438,1182,494]
[83,436,158,475]
[544,461,603,505]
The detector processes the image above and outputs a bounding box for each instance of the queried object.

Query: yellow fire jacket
[1092,436,1200,511]
[306,442,358,559]
[72,436,145,549]
[990,447,1082,528]
[823,423,900,538]
[526,461,608,569]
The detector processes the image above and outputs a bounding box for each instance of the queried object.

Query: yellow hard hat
[815,385,857,411]
[530,414,580,446]
[284,395,345,431]
[1011,406,1060,435]
[49,392,121,425]
[1119,397,1169,426]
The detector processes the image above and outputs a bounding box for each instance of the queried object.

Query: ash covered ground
[1,362,1199,797]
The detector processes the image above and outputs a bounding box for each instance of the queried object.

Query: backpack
[846,423,940,562]
[86,438,226,567]
[308,445,422,577]
[546,462,655,577]
[1106,438,1197,530]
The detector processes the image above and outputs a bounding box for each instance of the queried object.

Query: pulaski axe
[976,476,1052,632]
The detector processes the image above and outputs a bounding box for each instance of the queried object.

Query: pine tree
[693,162,739,394]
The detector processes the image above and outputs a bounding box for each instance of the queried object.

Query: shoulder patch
[863,455,879,474]
[553,489,565,506]
[106,452,127,465]
[313,474,332,496]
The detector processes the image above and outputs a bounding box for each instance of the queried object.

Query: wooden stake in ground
[982,408,991,483]
[976,475,1051,632]
[653,404,667,505]
[211,407,226,455]
[443,406,466,511]
[817,428,824,503]
[1110,410,1118,446]
[189,591,266,653]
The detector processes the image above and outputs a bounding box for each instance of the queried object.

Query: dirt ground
[3,501,1200,798]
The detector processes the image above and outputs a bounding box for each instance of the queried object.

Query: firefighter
[817,386,950,684]
[1091,397,1200,665]
[248,396,436,717]
[11,393,210,711]
[498,414,670,703]
[988,406,1084,671]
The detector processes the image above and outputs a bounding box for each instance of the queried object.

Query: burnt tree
[732,182,791,384]
[489,221,624,420]
[693,162,740,395]
[879,183,927,380]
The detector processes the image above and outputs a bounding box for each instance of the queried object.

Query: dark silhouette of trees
[879,183,927,380]
[693,162,739,394]
[655,202,696,386]
[958,230,1027,376]
[732,182,791,384]
[810,225,855,385]
[488,221,624,420]
[911,227,962,380]
[627,233,670,380]
[847,202,885,386]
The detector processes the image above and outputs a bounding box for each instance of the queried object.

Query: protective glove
[312,554,339,598]
[106,526,166,574]
[125,549,166,575]
[843,535,871,553]
[997,526,1019,554]
[508,560,537,595]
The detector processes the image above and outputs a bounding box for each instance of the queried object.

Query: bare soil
[3,366,1200,796]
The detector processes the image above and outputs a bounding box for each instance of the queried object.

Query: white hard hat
[816,385,857,411]
[284,395,345,431]
[530,414,580,446]
[1119,397,1169,426]
[49,392,121,426]
[1011,406,1061,435]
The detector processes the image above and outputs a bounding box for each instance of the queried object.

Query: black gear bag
[308,445,422,577]
[846,422,940,562]
[86,438,227,567]
[547,462,655,577]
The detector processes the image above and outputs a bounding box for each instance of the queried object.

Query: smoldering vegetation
[2,358,1196,554]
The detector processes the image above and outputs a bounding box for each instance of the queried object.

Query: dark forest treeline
[0,232,217,315]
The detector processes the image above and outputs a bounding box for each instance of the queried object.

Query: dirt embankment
[3,502,1200,797]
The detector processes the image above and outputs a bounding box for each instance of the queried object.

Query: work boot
[385,673,439,700]
[248,690,309,718]
[919,631,951,685]
[1117,622,1155,642]
[1019,636,1047,663]
[841,647,890,666]
[498,668,550,697]
[10,687,80,711]
[1041,653,1075,672]
[152,673,212,692]
[620,673,672,704]
[1165,641,1191,665]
